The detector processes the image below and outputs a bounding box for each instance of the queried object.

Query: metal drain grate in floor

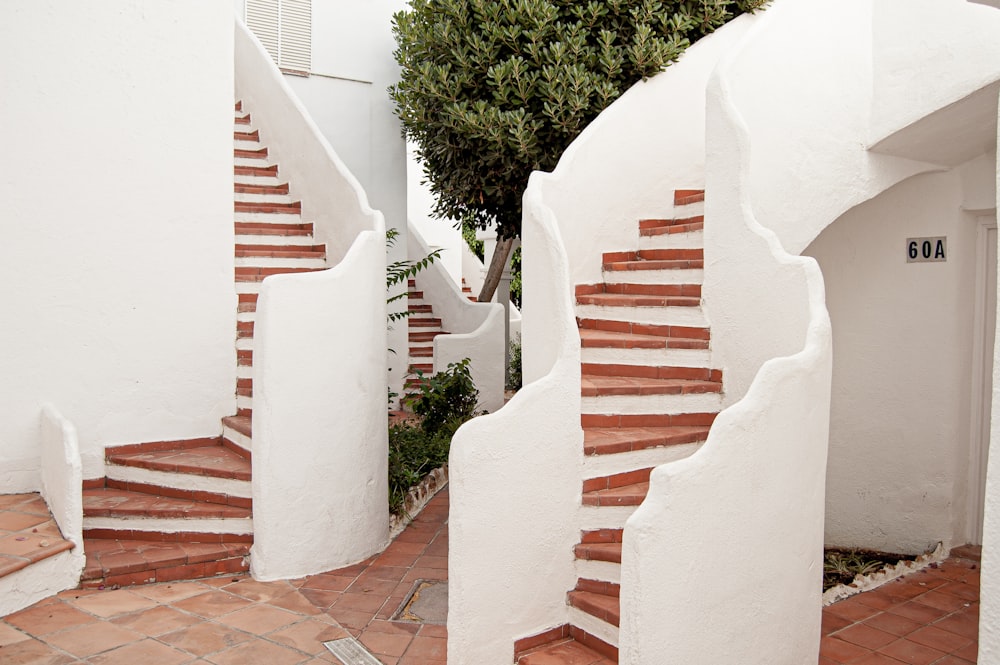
[323,637,383,665]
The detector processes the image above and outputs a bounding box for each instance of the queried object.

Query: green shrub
[507,334,522,391]
[411,358,480,436]
[388,358,482,515]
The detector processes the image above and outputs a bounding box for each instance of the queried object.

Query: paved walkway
[0,485,981,664]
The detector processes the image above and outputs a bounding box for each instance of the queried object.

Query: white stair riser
[237,394,252,410]
[235,282,261,296]
[671,200,704,217]
[580,346,712,368]
[234,138,262,151]
[236,365,252,380]
[637,229,704,251]
[582,441,703,481]
[574,305,706,328]
[233,211,303,223]
[222,427,252,455]
[236,338,254,351]
[575,559,621,586]
[237,310,255,323]
[568,607,619,647]
[105,465,251,499]
[235,256,326,269]
[582,392,722,415]
[578,505,637,531]
[234,156,273,168]
[599,269,703,285]
[235,192,295,204]
[234,175,283,187]
[83,516,253,535]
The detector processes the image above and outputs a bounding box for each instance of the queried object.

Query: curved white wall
[251,230,389,580]
[447,177,583,665]
[0,2,235,489]
[236,21,389,580]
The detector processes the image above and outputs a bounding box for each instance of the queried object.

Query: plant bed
[823,548,918,592]
[389,359,481,518]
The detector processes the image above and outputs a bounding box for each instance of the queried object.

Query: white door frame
[969,214,997,545]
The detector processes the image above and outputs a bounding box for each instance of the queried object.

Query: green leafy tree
[391,0,764,300]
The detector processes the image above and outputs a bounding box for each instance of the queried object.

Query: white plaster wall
[251,230,389,580]
[724,0,936,260]
[39,406,84,553]
[975,91,1000,664]
[871,0,1000,145]
[447,175,582,665]
[0,2,235,489]
[805,172,980,553]
[408,143,463,285]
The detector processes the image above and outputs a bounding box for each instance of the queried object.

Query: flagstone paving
[0,485,981,664]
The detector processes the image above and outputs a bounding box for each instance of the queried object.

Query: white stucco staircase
[405,278,447,391]
[78,101,332,588]
[514,190,720,664]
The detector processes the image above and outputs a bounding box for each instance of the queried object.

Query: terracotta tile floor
[0,485,982,664]
[0,488,449,664]
[820,552,980,664]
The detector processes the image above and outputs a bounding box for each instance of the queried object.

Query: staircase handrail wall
[407,220,506,413]
[446,178,583,665]
[235,18,389,581]
[445,15,757,664]
[251,229,389,581]
[234,19,378,264]
[619,4,836,658]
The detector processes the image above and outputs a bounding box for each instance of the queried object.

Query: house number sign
[906,236,947,263]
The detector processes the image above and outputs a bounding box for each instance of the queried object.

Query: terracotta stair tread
[568,589,621,627]
[674,189,705,205]
[579,328,708,350]
[574,541,622,563]
[602,248,703,262]
[516,638,615,665]
[234,221,313,234]
[635,216,704,232]
[601,259,703,271]
[576,283,701,297]
[583,425,710,455]
[581,375,721,397]
[106,444,251,481]
[581,481,649,507]
[576,293,700,308]
[233,200,301,213]
[577,319,711,348]
[81,538,249,587]
[83,488,251,519]
[222,415,252,438]
[639,221,704,237]
[234,182,289,195]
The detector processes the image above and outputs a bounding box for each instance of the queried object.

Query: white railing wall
[1,406,86,616]
[408,220,506,413]
[446,186,583,665]
[619,38,834,662]
[235,19,389,581]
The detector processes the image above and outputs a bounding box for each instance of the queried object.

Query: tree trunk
[478,237,514,303]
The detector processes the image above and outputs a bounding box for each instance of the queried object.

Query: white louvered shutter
[279,0,312,74]
[245,0,312,75]
[245,0,280,64]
